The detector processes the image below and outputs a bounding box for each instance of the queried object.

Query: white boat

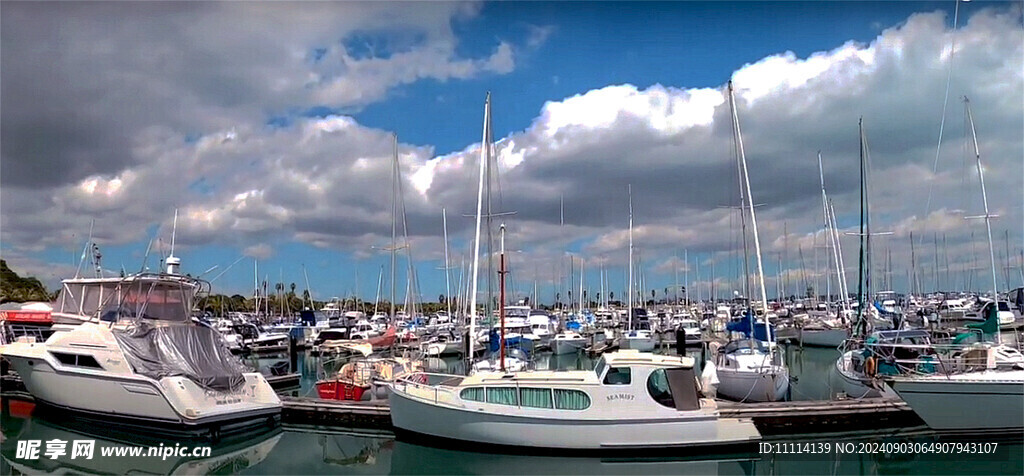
[551,331,587,355]
[389,350,761,450]
[886,343,1024,433]
[834,349,884,399]
[0,270,281,434]
[714,339,789,402]
[678,318,702,346]
[421,332,463,356]
[620,329,656,352]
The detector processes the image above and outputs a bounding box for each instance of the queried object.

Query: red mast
[499,223,507,372]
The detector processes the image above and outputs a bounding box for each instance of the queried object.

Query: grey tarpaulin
[114,323,247,392]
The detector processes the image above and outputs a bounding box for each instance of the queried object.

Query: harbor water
[2,344,1021,475]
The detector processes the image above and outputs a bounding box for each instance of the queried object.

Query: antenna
[165,209,181,274]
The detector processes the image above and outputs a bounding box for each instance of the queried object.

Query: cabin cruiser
[216,321,290,354]
[620,317,657,351]
[713,338,789,402]
[551,331,587,355]
[389,350,760,450]
[0,302,54,348]
[677,318,702,346]
[527,310,555,347]
[421,331,463,356]
[0,268,281,435]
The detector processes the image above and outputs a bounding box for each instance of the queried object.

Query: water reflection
[1,403,281,475]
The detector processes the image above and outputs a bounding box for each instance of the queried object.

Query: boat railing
[394,372,463,404]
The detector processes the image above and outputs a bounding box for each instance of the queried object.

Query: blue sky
[2,1,1021,305]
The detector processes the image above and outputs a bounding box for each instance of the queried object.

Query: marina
[2,0,1023,474]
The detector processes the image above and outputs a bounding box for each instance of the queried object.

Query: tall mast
[964,97,1001,342]
[442,208,452,319]
[499,223,507,371]
[390,133,399,318]
[910,231,919,296]
[727,81,768,316]
[469,92,491,359]
[627,184,634,329]
[855,118,868,333]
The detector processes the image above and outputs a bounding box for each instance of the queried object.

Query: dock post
[675,328,686,356]
[288,335,298,373]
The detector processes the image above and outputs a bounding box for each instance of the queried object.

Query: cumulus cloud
[2,5,1021,296]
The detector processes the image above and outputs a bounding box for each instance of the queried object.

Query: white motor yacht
[389,350,760,451]
[551,331,587,355]
[0,269,281,435]
[620,328,656,352]
[677,318,702,346]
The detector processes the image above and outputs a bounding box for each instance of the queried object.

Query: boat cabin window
[594,358,608,380]
[647,369,675,408]
[519,388,554,409]
[553,389,590,410]
[603,367,631,385]
[51,352,103,369]
[486,387,518,406]
[122,281,193,322]
[460,387,485,402]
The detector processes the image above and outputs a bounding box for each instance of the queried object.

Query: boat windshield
[505,307,530,318]
[594,357,608,379]
[722,339,768,354]
[114,280,194,322]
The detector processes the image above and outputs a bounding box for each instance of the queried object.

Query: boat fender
[864,356,877,377]
[700,361,719,398]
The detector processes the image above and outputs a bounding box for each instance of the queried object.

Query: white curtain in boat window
[519,388,553,408]
[553,389,590,410]
[486,387,518,405]
[460,387,485,402]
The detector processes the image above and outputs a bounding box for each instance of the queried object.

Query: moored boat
[389,349,760,451]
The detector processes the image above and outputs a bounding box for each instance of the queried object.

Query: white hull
[552,338,587,355]
[888,371,1024,432]
[833,351,883,399]
[716,366,789,402]
[5,354,280,427]
[389,387,759,450]
[798,329,848,348]
[423,340,463,357]
[620,336,656,352]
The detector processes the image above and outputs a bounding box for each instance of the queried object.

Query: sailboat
[712,81,790,403]
[883,98,1024,432]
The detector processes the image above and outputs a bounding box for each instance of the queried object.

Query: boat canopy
[113,322,248,391]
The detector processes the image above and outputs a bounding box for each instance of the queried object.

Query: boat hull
[887,373,1024,433]
[798,329,848,348]
[5,354,281,429]
[552,338,587,355]
[716,366,789,403]
[389,387,760,451]
[620,336,656,352]
[833,351,883,399]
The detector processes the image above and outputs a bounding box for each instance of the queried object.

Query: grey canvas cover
[114,323,247,392]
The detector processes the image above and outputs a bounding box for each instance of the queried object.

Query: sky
[2,0,1022,306]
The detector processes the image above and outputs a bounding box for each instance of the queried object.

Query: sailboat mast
[964,97,1000,342]
[469,92,491,359]
[499,223,507,371]
[855,118,867,331]
[627,184,634,329]
[728,81,768,315]
[390,133,399,319]
[443,208,452,319]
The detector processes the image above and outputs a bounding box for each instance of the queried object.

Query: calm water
[3,345,1021,475]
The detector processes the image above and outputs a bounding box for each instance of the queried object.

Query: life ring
[864,356,877,377]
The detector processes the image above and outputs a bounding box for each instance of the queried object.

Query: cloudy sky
[2,1,1022,305]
